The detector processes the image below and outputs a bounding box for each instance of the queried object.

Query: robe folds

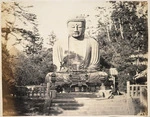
[53,37,100,72]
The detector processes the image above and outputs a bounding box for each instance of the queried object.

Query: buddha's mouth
[72,31,80,37]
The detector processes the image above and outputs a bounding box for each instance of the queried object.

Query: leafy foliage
[10,48,55,85]
[86,1,148,91]
[2,2,44,88]
[47,31,57,46]
[2,44,16,96]
[2,2,42,55]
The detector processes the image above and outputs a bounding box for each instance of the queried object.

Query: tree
[110,1,148,54]
[110,1,148,90]
[2,44,16,96]
[1,2,43,88]
[47,31,57,47]
[85,1,148,91]
[9,47,55,86]
[2,2,43,55]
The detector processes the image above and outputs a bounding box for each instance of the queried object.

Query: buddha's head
[67,18,86,40]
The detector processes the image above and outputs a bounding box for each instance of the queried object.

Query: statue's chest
[68,40,87,58]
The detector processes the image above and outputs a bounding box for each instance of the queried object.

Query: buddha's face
[68,21,85,39]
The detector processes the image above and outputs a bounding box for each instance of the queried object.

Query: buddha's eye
[77,25,82,28]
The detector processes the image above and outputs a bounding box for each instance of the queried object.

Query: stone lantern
[109,68,118,92]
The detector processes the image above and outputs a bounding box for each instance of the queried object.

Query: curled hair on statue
[67,18,86,28]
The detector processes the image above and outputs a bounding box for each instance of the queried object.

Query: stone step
[52,98,76,103]
[51,102,127,111]
[50,106,80,110]
[56,95,97,98]
[54,107,129,116]
[56,92,97,98]
[51,102,127,109]
[50,93,129,115]
[52,102,83,107]
[57,93,96,95]
[60,92,96,94]
[48,110,62,115]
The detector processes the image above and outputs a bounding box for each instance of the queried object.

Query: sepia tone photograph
[1,0,149,116]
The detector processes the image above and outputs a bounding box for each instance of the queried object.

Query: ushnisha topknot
[67,18,86,27]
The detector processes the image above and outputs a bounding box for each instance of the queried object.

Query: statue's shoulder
[54,39,68,46]
[85,36,99,44]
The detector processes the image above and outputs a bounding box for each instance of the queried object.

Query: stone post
[127,81,130,98]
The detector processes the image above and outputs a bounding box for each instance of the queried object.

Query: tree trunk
[118,18,124,39]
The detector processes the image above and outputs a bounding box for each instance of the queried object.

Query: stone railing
[126,81,148,115]
[127,81,147,99]
[13,85,47,98]
[13,85,57,99]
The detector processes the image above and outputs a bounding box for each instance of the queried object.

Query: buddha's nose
[74,25,78,31]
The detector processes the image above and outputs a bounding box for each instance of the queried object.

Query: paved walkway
[50,93,135,116]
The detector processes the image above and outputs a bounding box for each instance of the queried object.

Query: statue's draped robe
[52,37,107,82]
[53,37,100,71]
